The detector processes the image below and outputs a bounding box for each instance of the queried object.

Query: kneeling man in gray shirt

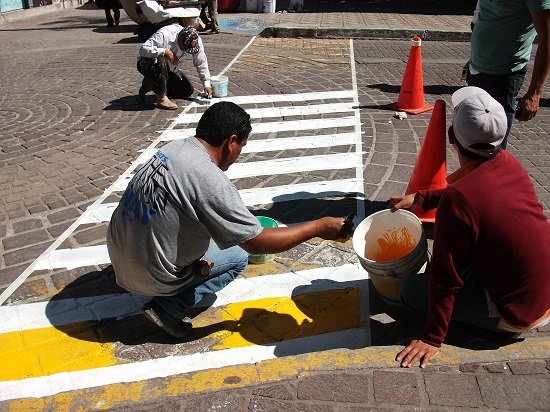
[107,101,352,338]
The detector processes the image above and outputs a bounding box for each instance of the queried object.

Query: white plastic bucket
[353,209,428,279]
[246,0,258,12]
[352,209,428,301]
[262,0,275,13]
[210,75,228,98]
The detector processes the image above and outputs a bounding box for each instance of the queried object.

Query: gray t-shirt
[107,138,262,296]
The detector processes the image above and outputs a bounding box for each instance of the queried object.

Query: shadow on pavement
[45,195,519,353]
[258,195,389,227]
[115,36,143,44]
[104,95,155,111]
[104,95,199,111]
[365,83,462,97]
[93,25,138,35]
[46,268,373,352]
[45,260,522,353]
[367,280,524,350]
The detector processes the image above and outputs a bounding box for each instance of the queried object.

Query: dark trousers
[137,58,194,98]
[104,0,120,26]
[207,0,219,31]
[468,68,527,148]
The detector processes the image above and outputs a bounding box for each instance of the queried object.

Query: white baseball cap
[451,86,507,158]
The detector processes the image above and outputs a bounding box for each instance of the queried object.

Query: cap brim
[451,86,486,108]
[186,46,200,54]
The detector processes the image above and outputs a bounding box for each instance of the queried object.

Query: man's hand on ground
[396,339,438,368]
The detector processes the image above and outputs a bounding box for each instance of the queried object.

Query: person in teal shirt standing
[468,0,550,147]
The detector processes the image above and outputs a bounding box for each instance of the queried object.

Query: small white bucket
[210,75,228,98]
[353,209,428,286]
[352,209,428,300]
[262,0,276,13]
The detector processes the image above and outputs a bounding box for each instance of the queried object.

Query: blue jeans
[399,265,501,333]
[154,241,249,319]
[468,68,526,148]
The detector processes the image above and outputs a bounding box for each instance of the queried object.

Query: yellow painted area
[210,288,361,349]
[241,260,282,277]
[7,339,550,412]
[0,288,358,382]
[0,322,117,380]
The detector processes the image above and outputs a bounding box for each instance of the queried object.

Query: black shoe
[210,28,220,34]
[141,300,192,338]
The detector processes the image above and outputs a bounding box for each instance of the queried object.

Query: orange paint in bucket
[368,227,416,261]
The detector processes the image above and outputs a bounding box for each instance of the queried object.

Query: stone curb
[260,26,471,42]
[4,339,548,410]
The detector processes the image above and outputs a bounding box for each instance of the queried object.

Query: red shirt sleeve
[417,188,446,211]
[419,187,476,347]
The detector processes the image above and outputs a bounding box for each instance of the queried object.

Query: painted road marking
[0,324,117,381]
[193,90,356,105]
[226,153,357,179]
[161,131,358,150]
[238,116,357,134]
[0,265,369,399]
[242,132,358,153]
[0,328,368,401]
[238,179,362,206]
[34,245,110,271]
[0,287,362,383]
[76,178,362,227]
[174,102,357,124]
[0,265,366,333]
[160,116,358,141]
[0,39,368,402]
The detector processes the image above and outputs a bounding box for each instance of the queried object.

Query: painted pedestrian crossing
[0,39,370,402]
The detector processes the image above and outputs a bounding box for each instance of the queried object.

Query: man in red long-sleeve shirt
[389,86,550,368]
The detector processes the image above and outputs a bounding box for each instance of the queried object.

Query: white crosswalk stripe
[0,39,370,401]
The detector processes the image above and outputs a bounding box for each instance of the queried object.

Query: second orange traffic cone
[405,99,447,223]
[391,36,433,115]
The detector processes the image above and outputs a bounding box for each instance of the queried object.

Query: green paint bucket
[248,216,278,264]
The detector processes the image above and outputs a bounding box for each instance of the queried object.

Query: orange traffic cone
[405,99,447,222]
[390,36,433,115]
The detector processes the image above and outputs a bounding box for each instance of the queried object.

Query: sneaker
[141,300,192,338]
[156,94,178,110]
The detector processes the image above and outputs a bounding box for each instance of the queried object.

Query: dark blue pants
[137,58,194,98]
[399,265,501,333]
[468,68,527,148]
[154,241,249,319]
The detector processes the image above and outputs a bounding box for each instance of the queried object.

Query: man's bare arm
[517,10,550,121]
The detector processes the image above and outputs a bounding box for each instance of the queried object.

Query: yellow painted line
[0,322,117,380]
[6,338,550,412]
[210,288,360,348]
[0,289,359,382]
